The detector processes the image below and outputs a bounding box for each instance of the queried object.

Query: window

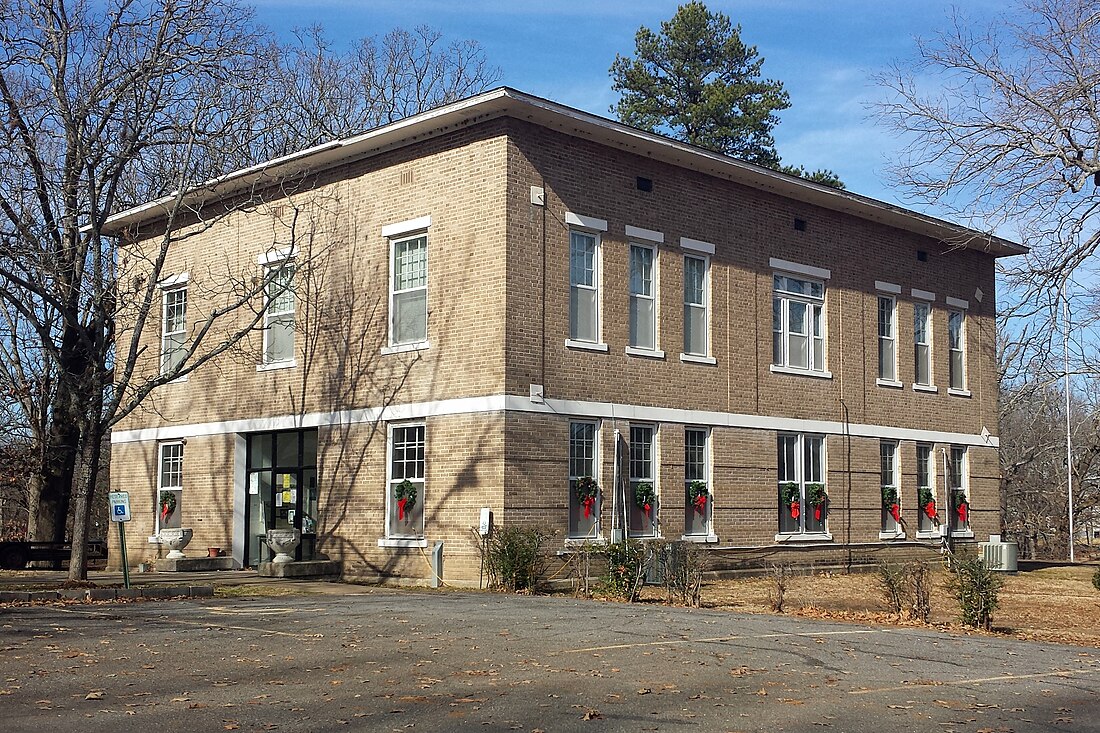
[877,296,897,382]
[628,425,657,537]
[683,255,708,356]
[629,244,657,350]
[773,274,825,372]
[881,441,901,535]
[684,428,710,537]
[161,286,187,375]
[569,231,600,343]
[948,310,966,390]
[916,443,937,535]
[390,234,428,346]
[568,421,599,539]
[914,302,933,386]
[777,434,827,536]
[388,424,425,539]
[263,262,295,364]
[156,442,183,532]
[948,445,970,533]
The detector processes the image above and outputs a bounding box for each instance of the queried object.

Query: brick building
[106,88,1022,583]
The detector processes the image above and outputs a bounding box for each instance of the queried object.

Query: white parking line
[849,668,1100,695]
[560,628,881,654]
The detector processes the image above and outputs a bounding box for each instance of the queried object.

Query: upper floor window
[160,285,187,375]
[683,255,709,356]
[948,309,966,391]
[629,243,657,350]
[877,295,897,382]
[391,234,428,346]
[569,230,600,343]
[772,273,825,372]
[264,262,295,365]
[914,302,933,386]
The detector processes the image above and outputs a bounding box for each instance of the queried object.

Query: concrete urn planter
[159,527,194,560]
[265,529,300,564]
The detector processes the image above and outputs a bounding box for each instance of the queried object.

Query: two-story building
[106,88,1022,583]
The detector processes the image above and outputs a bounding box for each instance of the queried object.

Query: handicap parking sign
[109,491,131,522]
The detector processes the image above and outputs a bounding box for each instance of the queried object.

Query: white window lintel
[912,288,936,301]
[680,237,715,255]
[946,296,970,310]
[157,272,189,289]
[770,257,830,280]
[381,215,431,239]
[256,245,297,266]
[626,225,664,243]
[565,212,608,232]
[875,281,901,294]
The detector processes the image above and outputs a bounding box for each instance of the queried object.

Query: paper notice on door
[290,489,297,503]
[283,473,292,489]
[249,474,259,495]
[282,490,292,504]
[275,492,283,507]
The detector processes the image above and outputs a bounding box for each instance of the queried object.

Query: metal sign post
[108,492,132,589]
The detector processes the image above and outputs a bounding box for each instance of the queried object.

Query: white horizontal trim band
[770,257,831,280]
[625,225,664,243]
[912,288,936,301]
[111,394,999,449]
[565,212,608,232]
[875,281,901,294]
[680,237,715,255]
[381,215,431,238]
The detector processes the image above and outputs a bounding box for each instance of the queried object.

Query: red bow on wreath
[814,503,824,521]
[582,495,595,519]
[790,500,801,519]
[923,501,938,520]
[693,494,707,512]
[889,503,901,523]
[398,497,408,520]
[957,503,968,524]
[161,502,171,522]
[643,502,652,515]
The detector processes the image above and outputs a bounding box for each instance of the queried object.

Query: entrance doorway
[245,429,318,566]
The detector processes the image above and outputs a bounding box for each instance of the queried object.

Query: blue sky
[252,1,1006,212]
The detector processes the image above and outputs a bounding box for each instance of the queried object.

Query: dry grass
[688,565,1100,647]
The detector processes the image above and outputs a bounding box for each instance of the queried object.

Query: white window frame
[681,254,712,362]
[159,280,188,379]
[628,424,658,538]
[154,441,184,536]
[627,241,661,356]
[948,445,972,536]
[381,422,427,546]
[386,227,430,353]
[257,249,296,371]
[947,307,969,395]
[880,440,903,539]
[776,433,829,540]
[913,300,936,391]
[771,265,830,378]
[877,294,899,386]
[916,443,939,539]
[567,420,601,541]
[682,427,716,542]
[565,213,608,352]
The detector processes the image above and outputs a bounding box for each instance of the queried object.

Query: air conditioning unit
[979,535,1018,572]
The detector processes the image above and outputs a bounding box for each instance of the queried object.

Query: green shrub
[603,540,647,601]
[945,554,1003,630]
[480,525,553,592]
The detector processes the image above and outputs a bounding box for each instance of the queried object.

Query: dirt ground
[676,564,1100,647]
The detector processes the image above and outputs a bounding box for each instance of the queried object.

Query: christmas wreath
[953,489,969,524]
[918,486,938,521]
[881,485,901,523]
[780,481,801,519]
[806,482,827,521]
[687,480,709,513]
[575,476,599,519]
[394,479,417,521]
[634,481,656,515]
[159,491,177,523]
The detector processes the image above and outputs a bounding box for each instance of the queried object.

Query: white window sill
[147,536,163,544]
[680,353,717,365]
[774,532,833,543]
[913,383,938,393]
[770,365,833,380]
[948,388,972,397]
[563,536,607,547]
[565,339,609,352]
[377,538,427,548]
[948,529,975,539]
[916,530,943,541]
[381,340,430,355]
[879,530,906,541]
[876,379,903,389]
[681,534,719,544]
[626,346,666,359]
[256,359,296,372]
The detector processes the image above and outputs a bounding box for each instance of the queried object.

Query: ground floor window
[245,429,318,565]
[949,445,970,533]
[569,421,599,539]
[880,441,901,535]
[684,428,710,536]
[388,424,426,539]
[157,442,183,532]
[916,444,938,533]
[777,434,827,535]
[628,424,657,537]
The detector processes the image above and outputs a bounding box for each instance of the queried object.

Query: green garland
[881,485,899,506]
[634,481,656,509]
[574,475,599,502]
[806,482,827,506]
[394,479,417,506]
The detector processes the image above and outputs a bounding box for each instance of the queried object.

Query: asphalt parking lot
[2,588,1098,732]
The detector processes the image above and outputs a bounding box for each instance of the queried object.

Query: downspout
[841,398,852,574]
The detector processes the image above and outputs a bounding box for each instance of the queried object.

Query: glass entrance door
[245,430,318,566]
